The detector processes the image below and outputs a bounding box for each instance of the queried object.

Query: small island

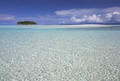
[17,21,37,25]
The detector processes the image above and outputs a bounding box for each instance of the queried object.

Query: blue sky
[0,0,120,25]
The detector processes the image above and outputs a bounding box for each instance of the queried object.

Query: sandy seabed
[0,25,120,81]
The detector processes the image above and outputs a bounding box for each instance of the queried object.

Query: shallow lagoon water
[0,25,120,81]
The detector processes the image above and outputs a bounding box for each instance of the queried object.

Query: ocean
[0,25,120,81]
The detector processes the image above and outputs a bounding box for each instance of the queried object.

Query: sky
[0,0,120,25]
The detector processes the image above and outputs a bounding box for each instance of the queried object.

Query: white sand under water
[0,25,120,81]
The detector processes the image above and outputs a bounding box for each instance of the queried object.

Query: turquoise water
[0,25,120,81]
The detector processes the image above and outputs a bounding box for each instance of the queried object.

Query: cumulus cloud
[55,7,120,24]
[0,15,15,21]
[105,11,120,22]
[71,14,103,23]
[87,14,103,23]
[71,16,86,23]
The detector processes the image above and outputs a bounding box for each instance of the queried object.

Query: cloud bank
[55,7,120,24]
[0,15,15,21]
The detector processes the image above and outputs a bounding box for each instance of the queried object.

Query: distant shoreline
[0,24,120,29]
[0,25,120,30]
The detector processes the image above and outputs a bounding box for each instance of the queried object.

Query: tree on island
[17,21,37,25]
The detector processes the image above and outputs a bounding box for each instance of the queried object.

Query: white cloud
[71,14,103,23]
[55,7,120,23]
[55,8,99,16]
[105,13,112,19]
[0,15,15,21]
[87,14,103,23]
[55,7,120,16]
[105,11,120,22]
[113,12,120,15]
[71,16,86,23]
